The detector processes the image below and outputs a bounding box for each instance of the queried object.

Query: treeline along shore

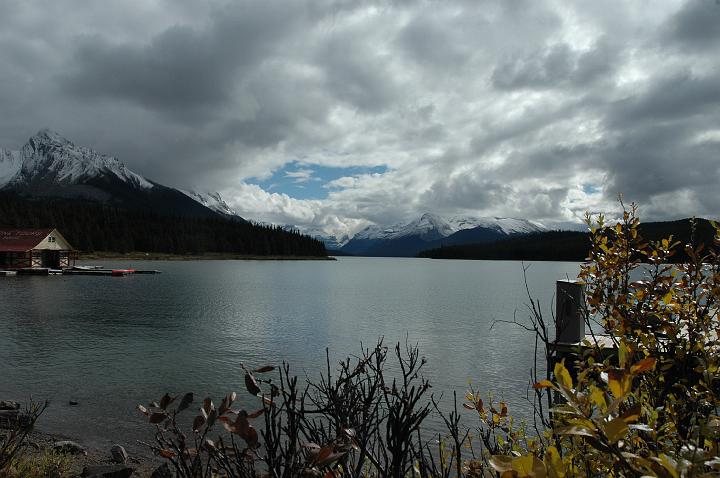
[0,193,327,258]
[419,217,718,262]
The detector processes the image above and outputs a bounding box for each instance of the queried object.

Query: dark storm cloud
[599,123,720,202]
[0,0,718,234]
[499,143,603,184]
[315,30,401,113]
[396,10,475,69]
[598,70,720,206]
[60,3,307,120]
[662,0,720,50]
[420,173,512,211]
[491,40,616,90]
[608,72,720,125]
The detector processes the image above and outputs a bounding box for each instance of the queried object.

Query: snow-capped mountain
[446,216,547,236]
[181,190,238,217]
[282,225,350,250]
[0,129,228,219]
[342,213,546,256]
[0,129,153,190]
[350,213,544,241]
[352,213,454,242]
[0,149,22,186]
[351,223,403,241]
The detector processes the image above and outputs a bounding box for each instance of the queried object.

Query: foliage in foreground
[0,402,54,478]
[516,206,720,478]
[1,450,71,478]
[138,205,720,477]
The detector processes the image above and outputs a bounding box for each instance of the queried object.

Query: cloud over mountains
[0,0,718,237]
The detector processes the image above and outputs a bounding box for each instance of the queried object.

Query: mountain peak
[181,190,238,216]
[30,128,71,146]
[0,129,155,190]
[418,212,445,224]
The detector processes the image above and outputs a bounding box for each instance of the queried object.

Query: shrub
[0,402,48,477]
[497,204,720,477]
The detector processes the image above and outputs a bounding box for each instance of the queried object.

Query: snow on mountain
[0,129,154,190]
[341,213,547,256]
[315,233,351,250]
[0,149,22,186]
[181,190,238,216]
[446,216,546,235]
[352,223,404,241]
[351,213,545,242]
[283,225,350,250]
[393,213,455,240]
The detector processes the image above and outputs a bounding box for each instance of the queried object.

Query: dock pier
[0,267,161,277]
[549,280,616,377]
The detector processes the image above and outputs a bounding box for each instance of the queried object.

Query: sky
[0,0,719,237]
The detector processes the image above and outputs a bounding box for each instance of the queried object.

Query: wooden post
[556,280,585,344]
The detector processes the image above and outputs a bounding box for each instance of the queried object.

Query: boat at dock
[111,269,135,276]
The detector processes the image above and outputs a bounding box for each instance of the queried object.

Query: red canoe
[111,269,135,276]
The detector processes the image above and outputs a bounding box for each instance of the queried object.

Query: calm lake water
[0,257,580,453]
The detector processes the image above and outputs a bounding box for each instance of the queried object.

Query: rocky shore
[1,399,167,478]
[28,429,166,477]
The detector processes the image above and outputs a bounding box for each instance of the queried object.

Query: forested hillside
[419,218,717,262]
[0,193,326,256]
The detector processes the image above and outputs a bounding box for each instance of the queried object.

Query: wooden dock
[62,268,161,276]
[0,267,161,277]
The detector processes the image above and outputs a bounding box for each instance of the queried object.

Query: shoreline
[3,427,163,477]
[79,251,336,261]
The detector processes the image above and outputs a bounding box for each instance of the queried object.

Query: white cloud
[284,168,316,184]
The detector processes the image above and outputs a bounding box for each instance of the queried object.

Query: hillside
[0,192,327,257]
[419,218,717,262]
[0,129,242,220]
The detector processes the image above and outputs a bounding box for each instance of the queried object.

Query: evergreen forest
[0,193,327,257]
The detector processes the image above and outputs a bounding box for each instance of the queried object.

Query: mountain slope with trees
[419,218,717,262]
[0,193,326,256]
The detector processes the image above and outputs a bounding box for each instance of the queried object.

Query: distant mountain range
[0,129,241,220]
[301,213,547,257]
[419,218,718,263]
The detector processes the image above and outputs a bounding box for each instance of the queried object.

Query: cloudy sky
[1,0,719,236]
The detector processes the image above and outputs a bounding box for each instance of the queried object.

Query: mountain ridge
[419,218,718,262]
[338,213,546,256]
[0,129,239,220]
[1,128,153,191]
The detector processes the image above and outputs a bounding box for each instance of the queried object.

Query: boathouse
[0,229,77,269]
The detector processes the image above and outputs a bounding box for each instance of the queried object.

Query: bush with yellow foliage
[483,204,720,477]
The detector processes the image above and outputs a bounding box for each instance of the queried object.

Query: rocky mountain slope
[0,129,239,220]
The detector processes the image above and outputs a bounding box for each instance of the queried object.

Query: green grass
[3,449,72,478]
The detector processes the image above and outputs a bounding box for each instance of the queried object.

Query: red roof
[0,229,54,252]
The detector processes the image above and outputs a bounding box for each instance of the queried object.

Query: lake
[0,257,580,453]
